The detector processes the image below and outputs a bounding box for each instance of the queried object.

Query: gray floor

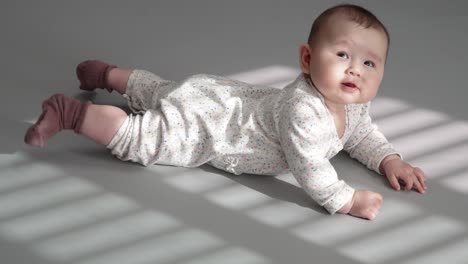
[2,1,468,263]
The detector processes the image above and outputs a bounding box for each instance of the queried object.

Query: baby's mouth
[342,82,357,88]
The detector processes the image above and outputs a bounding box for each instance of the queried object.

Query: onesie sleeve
[278,96,354,214]
[343,102,402,174]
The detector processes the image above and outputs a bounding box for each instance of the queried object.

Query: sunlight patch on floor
[291,198,422,246]
[74,229,225,264]
[441,170,468,194]
[409,142,468,178]
[0,194,140,241]
[246,200,316,228]
[0,154,267,264]
[338,216,465,263]
[205,184,272,210]
[0,163,63,193]
[35,210,181,262]
[391,121,468,160]
[399,237,468,264]
[374,108,449,139]
[0,177,100,220]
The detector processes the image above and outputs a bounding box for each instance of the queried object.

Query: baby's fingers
[387,174,401,191]
[412,177,425,193]
[365,208,380,220]
[414,167,427,190]
[402,174,415,191]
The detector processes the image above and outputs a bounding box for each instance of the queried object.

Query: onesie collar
[297,73,326,104]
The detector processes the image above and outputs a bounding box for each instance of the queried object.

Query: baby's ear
[298,43,312,74]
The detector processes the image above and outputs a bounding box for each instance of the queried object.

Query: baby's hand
[349,190,383,220]
[337,190,383,220]
[381,157,427,193]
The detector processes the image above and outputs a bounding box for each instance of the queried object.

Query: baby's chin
[339,89,376,104]
[337,92,363,104]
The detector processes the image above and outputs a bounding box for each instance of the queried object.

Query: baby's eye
[337,52,349,59]
[364,60,375,68]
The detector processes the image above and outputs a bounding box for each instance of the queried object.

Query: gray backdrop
[1,1,468,263]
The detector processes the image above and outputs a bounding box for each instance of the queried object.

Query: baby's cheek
[311,67,328,87]
[313,63,341,89]
[370,80,382,96]
[326,67,343,85]
[363,74,381,95]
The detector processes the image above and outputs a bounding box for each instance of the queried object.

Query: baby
[24,4,426,220]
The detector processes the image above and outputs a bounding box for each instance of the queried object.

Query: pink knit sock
[24,94,90,147]
[76,60,117,92]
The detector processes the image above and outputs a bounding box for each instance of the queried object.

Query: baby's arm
[343,102,426,193]
[279,96,379,218]
[343,102,400,173]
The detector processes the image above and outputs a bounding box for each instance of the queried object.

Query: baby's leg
[107,108,209,167]
[123,69,177,112]
[107,68,133,95]
[25,94,127,147]
[79,104,128,145]
[76,60,178,112]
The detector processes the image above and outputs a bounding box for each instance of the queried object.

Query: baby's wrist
[337,192,356,214]
[379,154,401,174]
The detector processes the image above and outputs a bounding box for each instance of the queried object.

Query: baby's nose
[346,66,361,77]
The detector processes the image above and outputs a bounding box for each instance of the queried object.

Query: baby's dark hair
[307,4,390,50]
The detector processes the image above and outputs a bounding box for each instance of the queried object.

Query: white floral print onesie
[107,69,400,214]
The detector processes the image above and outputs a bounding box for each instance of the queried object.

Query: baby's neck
[324,100,346,115]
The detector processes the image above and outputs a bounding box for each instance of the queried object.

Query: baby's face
[305,14,388,106]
